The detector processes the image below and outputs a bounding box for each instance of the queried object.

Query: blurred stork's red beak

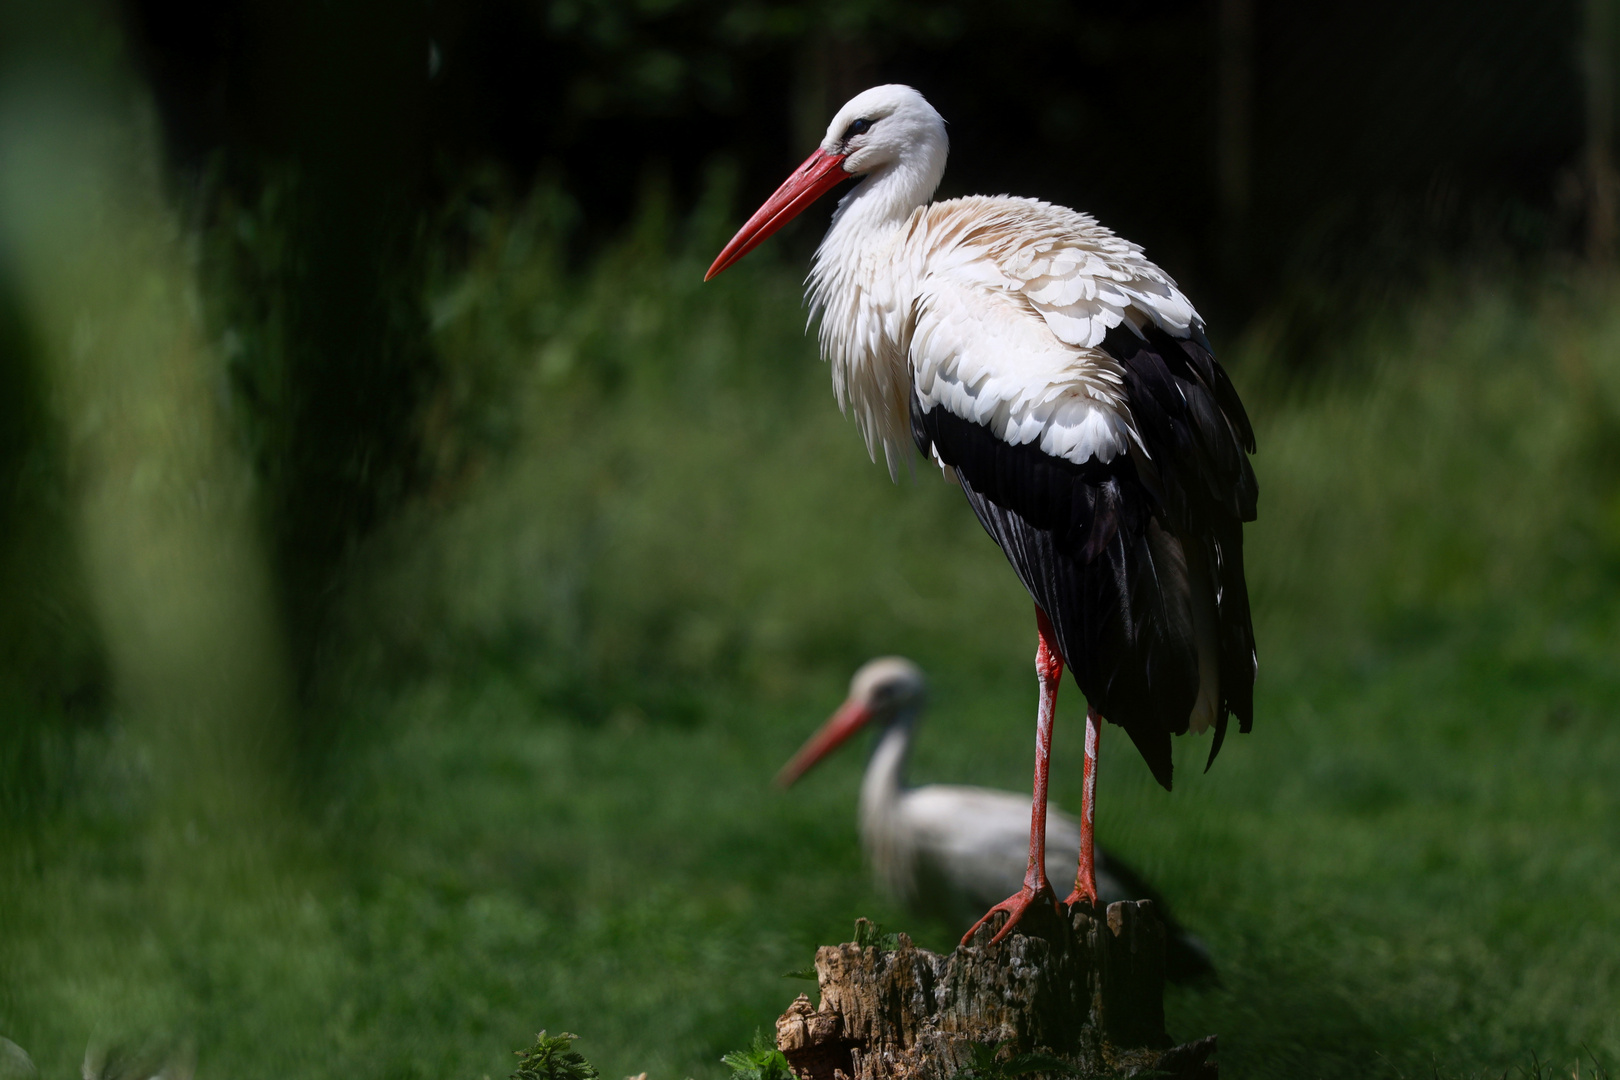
[705,148,850,281]
[774,696,873,787]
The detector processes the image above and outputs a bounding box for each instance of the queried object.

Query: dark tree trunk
[776,902,1216,1080]
[1215,0,1255,282]
[1586,0,1619,263]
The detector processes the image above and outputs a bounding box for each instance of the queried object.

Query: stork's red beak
[775,696,873,787]
[705,148,850,281]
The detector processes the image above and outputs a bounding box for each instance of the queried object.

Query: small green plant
[720,1030,794,1080]
[1505,1048,1613,1080]
[852,917,901,951]
[952,1040,1080,1080]
[512,1031,599,1080]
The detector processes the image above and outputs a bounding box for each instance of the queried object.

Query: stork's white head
[846,655,927,714]
[775,656,927,787]
[706,85,949,280]
[818,85,948,187]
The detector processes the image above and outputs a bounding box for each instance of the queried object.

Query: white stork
[777,657,1215,982]
[707,85,1257,945]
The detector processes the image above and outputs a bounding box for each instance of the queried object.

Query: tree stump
[774,901,1216,1080]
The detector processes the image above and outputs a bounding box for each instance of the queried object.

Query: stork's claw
[961,882,1060,947]
[1060,886,1100,914]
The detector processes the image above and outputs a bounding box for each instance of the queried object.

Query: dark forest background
[102,0,1620,681]
[126,0,1596,316]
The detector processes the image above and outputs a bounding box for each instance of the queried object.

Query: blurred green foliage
[0,266,104,831]
[2,3,1620,1073]
[4,134,1620,1077]
[198,163,436,693]
[94,0,1610,708]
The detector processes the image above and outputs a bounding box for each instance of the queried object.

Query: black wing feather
[1106,323,1257,739]
[911,320,1257,790]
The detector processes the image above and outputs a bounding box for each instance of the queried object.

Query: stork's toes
[1060,886,1100,914]
[960,882,1060,947]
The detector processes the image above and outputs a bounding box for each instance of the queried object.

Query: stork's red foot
[1060,885,1100,914]
[961,882,1061,947]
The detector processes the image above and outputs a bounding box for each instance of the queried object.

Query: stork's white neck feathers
[858,718,917,902]
[803,86,949,476]
[829,152,946,235]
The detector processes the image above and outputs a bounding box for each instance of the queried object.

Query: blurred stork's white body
[861,719,1101,921]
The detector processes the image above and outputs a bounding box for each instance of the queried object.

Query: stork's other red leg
[961,606,1065,946]
[1062,706,1103,911]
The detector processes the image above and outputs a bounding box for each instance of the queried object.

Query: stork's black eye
[842,117,875,141]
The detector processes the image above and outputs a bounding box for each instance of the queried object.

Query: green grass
[4,184,1620,1080]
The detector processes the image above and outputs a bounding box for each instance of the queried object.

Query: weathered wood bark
[776,901,1215,1080]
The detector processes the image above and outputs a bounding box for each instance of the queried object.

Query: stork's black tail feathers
[910,322,1257,790]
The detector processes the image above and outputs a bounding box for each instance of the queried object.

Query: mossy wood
[775,901,1216,1080]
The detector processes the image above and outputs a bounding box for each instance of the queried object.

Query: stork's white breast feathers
[813,194,1205,472]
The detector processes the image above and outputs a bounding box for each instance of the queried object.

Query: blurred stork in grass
[778,657,1215,983]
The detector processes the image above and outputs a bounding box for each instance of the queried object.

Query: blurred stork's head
[776,656,926,787]
[846,655,927,714]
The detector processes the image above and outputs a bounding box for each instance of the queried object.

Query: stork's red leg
[961,607,1064,946]
[1062,706,1103,911]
